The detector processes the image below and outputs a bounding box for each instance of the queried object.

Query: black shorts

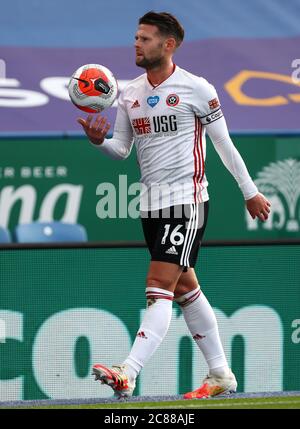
[141,201,209,270]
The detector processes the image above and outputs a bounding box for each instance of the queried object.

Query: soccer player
[78,11,271,399]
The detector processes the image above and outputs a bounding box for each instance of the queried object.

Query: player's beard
[136,55,164,70]
[135,45,164,70]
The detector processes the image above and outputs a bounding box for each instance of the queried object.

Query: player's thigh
[146,260,183,292]
[174,268,199,298]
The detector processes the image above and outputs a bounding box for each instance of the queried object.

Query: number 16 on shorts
[161,224,184,245]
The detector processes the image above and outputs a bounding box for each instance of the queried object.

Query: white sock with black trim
[175,285,229,377]
[123,287,174,382]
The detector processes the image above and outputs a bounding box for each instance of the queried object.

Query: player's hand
[77,114,111,146]
[246,192,271,222]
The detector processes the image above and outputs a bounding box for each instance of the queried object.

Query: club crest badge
[166,94,179,107]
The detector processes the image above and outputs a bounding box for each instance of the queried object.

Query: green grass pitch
[2,395,300,409]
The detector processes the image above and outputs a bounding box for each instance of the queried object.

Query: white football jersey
[96,65,257,210]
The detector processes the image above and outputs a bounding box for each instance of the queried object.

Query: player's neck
[146,62,175,88]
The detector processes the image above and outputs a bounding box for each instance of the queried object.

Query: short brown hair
[139,11,184,47]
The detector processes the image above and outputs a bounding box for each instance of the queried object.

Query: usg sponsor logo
[246,158,300,232]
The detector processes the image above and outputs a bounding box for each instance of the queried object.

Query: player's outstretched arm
[77,114,111,146]
[206,116,271,222]
[246,192,271,222]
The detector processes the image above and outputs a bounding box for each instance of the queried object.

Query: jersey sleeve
[193,78,224,126]
[207,115,258,200]
[193,77,257,199]
[91,90,134,160]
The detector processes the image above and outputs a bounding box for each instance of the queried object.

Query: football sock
[176,285,229,374]
[209,365,231,378]
[123,287,174,381]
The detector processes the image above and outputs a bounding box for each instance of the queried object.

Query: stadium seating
[0,226,12,243]
[13,221,88,243]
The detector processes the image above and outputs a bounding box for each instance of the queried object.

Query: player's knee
[146,276,175,307]
[146,275,175,291]
[174,283,188,298]
[174,284,201,306]
[145,285,174,307]
[174,281,199,299]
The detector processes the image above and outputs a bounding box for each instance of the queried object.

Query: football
[68,64,118,113]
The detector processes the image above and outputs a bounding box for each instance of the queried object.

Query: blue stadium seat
[14,222,88,243]
[0,226,12,243]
